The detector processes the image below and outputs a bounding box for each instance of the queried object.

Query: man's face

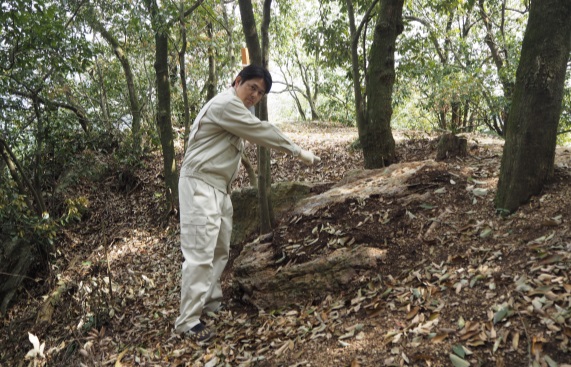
[234,77,266,108]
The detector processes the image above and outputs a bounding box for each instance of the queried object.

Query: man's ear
[234,76,243,85]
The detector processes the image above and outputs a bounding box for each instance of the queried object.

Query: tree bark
[238,0,274,233]
[32,98,45,207]
[145,0,179,213]
[206,22,217,102]
[435,133,467,161]
[260,0,274,228]
[362,0,404,168]
[143,0,204,212]
[241,153,258,188]
[495,0,571,213]
[179,5,191,155]
[346,0,366,131]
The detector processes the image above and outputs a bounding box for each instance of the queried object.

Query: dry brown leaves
[2,123,571,367]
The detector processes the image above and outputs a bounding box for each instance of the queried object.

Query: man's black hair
[232,65,272,94]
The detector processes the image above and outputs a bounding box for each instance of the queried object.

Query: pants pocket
[181,215,208,250]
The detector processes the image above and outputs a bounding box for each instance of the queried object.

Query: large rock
[232,161,448,309]
[293,160,444,216]
[230,181,327,246]
[234,240,386,309]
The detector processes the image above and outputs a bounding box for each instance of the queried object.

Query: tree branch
[11,89,90,133]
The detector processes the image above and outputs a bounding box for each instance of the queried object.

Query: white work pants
[175,177,232,333]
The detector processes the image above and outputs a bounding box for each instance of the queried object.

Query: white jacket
[180,88,302,193]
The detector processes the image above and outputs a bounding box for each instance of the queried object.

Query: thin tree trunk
[206,22,217,102]
[144,0,204,213]
[280,63,307,120]
[0,136,45,215]
[260,0,274,228]
[146,0,178,213]
[11,89,91,135]
[479,0,514,135]
[221,0,236,67]
[346,0,366,130]
[362,0,403,168]
[495,0,571,213]
[238,0,273,233]
[63,88,91,134]
[295,52,320,121]
[179,4,191,155]
[91,16,142,154]
[451,102,461,131]
[32,98,45,209]
[95,57,111,131]
[241,153,258,188]
[155,32,178,212]
[346,0,383,166]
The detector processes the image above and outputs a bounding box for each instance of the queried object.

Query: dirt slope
[1,123,571,367]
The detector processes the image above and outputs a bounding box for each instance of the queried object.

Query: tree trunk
[292,93,307,121]
[479,0,514,135]
[260,0,274,229]
[32,98,45,209]
[206,22,217,101]
[435,133,467,161]
[64,89,91,135]
[346,0,366,131]
[241,153,258,188]
[238,0,274,233]
[362,0,404,168]
[179,6,191,155]
[91,16,143,154]
[295,52,320,121]
[95,57,111,131]
[495,0,571,213]
[146,0,179,213]
[0,137,37,213]
[155,31,179,212]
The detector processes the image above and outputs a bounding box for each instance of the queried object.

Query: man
[175,65,320,344]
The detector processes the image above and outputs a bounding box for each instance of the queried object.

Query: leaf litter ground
[1,122,571,367]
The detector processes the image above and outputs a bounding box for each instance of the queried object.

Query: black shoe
[183,322,213,345]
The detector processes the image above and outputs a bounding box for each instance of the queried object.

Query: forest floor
[2,122,571,367]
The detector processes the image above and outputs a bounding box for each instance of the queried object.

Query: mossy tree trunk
[495,0,571,213]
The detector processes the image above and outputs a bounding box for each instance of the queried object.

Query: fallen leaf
[450,353,470,367]
[431,333,448,343]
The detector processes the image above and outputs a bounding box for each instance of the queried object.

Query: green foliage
[0,181,57,257]
[1,0,94,84]
[55,148,110,197]
[271,0,355,123]
[395,0,528,134]
[557,86,571,146]
[62,196,90,224]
